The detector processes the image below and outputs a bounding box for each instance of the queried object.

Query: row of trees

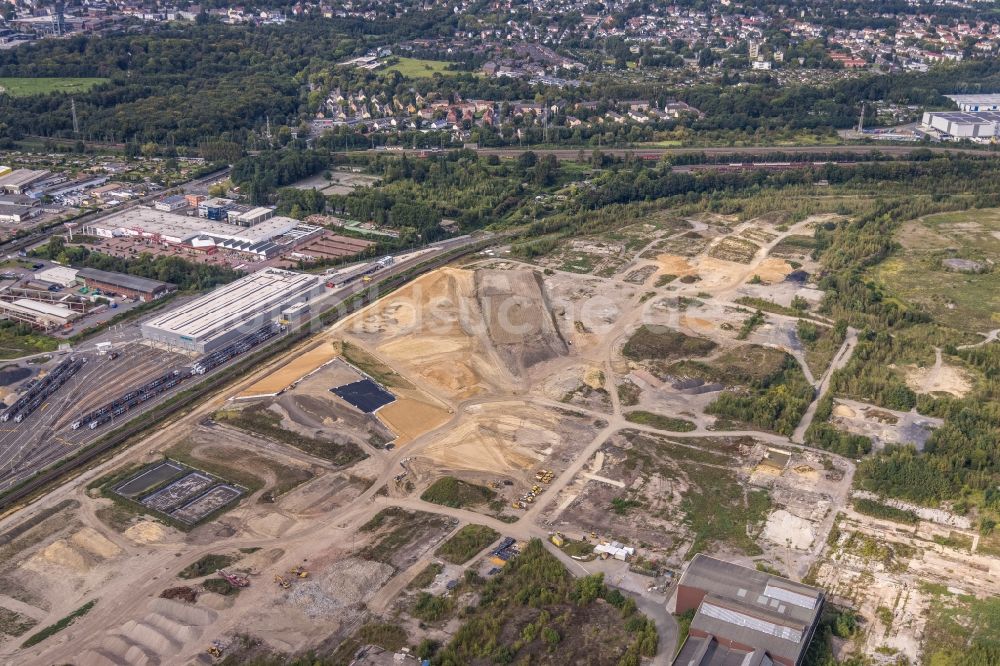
[32,237,239,292]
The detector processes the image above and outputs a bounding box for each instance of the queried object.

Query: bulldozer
[290,566,309,579]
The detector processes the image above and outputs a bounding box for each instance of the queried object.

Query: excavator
[274,574,291,589]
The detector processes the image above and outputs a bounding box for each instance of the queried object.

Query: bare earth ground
[0,212,991,666]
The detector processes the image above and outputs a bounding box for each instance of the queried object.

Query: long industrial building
[79,207,323,259]
[140,268,325,353]
[946,94,1000,112]
[921,110,1000,140]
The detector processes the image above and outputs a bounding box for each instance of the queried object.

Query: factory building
[77,268,175,302]
[0,299,79,329]
[154,194,188,211]
[921,111,1000,140]
[79,207,322,259]
[946,94,1000,112]
[0,204,37,223]
[673,555,824,666]
[140,268,325,353]
[34,266,79,288]
[0,169,50,195]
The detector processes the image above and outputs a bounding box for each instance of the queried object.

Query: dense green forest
[4,17,1000,149]
[432,540,657,665]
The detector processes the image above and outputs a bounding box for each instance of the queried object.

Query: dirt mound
[28,540,90,572]
[124,521,169,545]
[754,257,794,283]
[72,527,122,558]
[23,527,120,573]
[98,597,218,662]
[420,401,565,474]
[337,267,509,400]
[833,404,856,418]
[583,367,605,390]
[160,586,198,603]
[475,269,568,375]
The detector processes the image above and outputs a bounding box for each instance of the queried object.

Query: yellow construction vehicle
[274,575,290,589]
[532,485,541,493]
[290,566,309,579]
[207,646,222,658]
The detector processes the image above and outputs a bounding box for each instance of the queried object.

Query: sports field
[0,77,108,97]
[383,58,469,78]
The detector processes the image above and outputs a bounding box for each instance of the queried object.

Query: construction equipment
[550,533,565,547]
[274,575,290,589]
[290,566,309,579]
[217,570,249,588]
[207,646,222,658]
[532,485,541,493]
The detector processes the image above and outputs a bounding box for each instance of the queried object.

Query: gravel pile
[287,558,393,618]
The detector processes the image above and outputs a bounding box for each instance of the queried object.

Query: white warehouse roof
[84,207,300,245]
[141,268,322,346]
[34,266,79,287]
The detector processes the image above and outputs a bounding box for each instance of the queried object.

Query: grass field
[0,326,58,360]
[624,410,697,432]
[873,209,1000,331]
[420,476,496,508]
[435,524,500,564]
[0,77,108,97]
[384,58,467,78]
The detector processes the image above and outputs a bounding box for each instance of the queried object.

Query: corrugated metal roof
[78,268,173,293]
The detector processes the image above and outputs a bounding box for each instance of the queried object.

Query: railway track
[0,237,493,511]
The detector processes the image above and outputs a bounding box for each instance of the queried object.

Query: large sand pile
[420,401,564,474]
[337,268,510,400]
[72,527,122,558]
[24,527,121,573]
[82,597,218,664]
[124,521,169,545]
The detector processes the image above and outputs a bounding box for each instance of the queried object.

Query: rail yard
[0,234,481,500]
